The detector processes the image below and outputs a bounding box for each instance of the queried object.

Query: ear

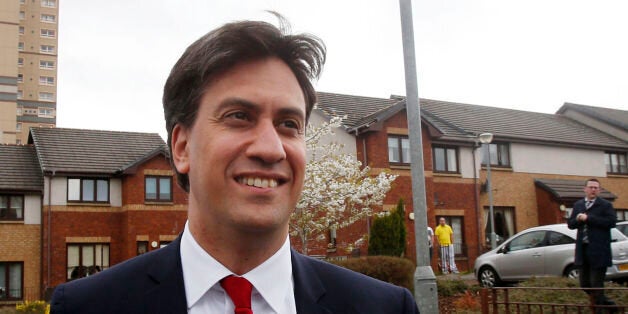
[171,124,190,174]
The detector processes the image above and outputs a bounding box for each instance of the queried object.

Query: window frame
[0,195,25,221]
[40,45,55,54]
[144,175,173,202]
[432,145,459,173]
[484,206,516,247]
[40,14,56,23]
[67,178,110,203]
[40,28,56,38]
[387,135,411,165]
[0,262,23,300]
[605,151,627,175]
[39,60,55,69]
[39,76,55,86]
[66,243,109,281]
[38,92,54,102]
[41,0,56,8]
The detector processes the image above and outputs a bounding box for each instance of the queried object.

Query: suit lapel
[291,250,333,314]
[144,235,188,314]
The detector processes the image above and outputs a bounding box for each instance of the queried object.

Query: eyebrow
[215,97,305,120]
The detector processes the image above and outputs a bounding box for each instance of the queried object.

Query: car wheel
[564,265,579,279]
[478,266,501,288]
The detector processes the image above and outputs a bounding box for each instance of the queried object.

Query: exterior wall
[23,194,41,224]
[308,110,357,159]
[0,224,40,302]
[0,1,19,144]
[510,143,606,176]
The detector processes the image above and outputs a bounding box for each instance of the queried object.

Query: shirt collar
[180,221,293,313]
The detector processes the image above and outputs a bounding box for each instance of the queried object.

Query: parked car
[617,221,628,237]
[474,224,628,287]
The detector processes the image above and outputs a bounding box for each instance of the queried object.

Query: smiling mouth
[237,176,280,188]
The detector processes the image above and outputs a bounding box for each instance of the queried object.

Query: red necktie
[220,275,253,314]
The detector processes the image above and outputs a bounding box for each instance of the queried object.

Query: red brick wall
[535,186,566,225]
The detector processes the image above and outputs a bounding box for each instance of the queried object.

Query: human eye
[277,118,304,135]
[224,111,249,121]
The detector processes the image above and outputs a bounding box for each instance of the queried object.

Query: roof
[557,103,628,131]
[315,92,627,149]
[29,127,168,175]
[0,144,43,192]
[534,178,616,200]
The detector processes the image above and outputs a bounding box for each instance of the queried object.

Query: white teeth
[239,177,278,188]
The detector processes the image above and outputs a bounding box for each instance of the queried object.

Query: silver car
[474,224,628,287]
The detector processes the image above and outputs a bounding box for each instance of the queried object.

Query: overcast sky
[57,0,628,140]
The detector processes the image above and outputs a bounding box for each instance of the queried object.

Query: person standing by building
[427,226,434,263]
[434,217,458,274]
[568,178,616,310]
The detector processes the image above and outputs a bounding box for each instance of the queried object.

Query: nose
[246,120,286,164]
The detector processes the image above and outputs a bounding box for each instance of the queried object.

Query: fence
[480,286,627,313]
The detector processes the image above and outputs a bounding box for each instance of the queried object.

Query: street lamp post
[479,133,496,249]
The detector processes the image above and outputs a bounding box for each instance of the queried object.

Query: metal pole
[399,0,438,312]
[486,144,496,248]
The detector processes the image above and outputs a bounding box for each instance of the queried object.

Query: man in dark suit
[51,14,419,314]
[567,178,616,310]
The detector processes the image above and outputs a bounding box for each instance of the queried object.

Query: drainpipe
[46,170,54,298]
[472,144,482,257]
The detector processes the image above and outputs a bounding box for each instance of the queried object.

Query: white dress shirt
[180,221,297,314]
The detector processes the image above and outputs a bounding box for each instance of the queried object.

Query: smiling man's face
[172,57,306,234]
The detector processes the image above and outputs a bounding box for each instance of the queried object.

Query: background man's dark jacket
[567,197,616,268]
[51,235,419,314]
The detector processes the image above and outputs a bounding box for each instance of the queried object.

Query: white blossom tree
[291,116,398,255]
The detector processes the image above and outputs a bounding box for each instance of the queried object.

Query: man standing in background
[568,178,616,311]
[435,217,458,274]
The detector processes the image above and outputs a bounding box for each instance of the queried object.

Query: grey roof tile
[29,128,168,175]
[534,178,616,200]
[557,102,628,131]
[0,144,43,192]
[316,92,399,128]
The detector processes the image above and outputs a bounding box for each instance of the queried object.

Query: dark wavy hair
[163,13,326,192]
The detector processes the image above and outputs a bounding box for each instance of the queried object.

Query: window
[18,58,24,66]
[39,76,54,86]
[605,152,627,174]
[484,206,515,247]
[548,231,574,246]
[16,108,22,116]
[16,123,22,132]
[433,146,458,173]
[40,29,55,38]
[506,231,546,252]
[436,216,465,256]
[18,42,24,51]
[0,262,23,300]
[41,0,56,7]
[481,142,510,167]
[38,108,54,117]
[39,92,54,101]
[137,241,148,255]
[67,244,109,280]
[17,74,23,83]
[20,0,25,4]
[17,91,23,99]
[40,45,55,54]
[19,26,24,35]
[67,178,109,203]
[388,135,411,164]
[0,195,24,220]
[145,176,172,202]
[40,60,55,69]
[19,11,25,20]
[40,14,56,23]
[617,209,627,221]
[23,108,37,115]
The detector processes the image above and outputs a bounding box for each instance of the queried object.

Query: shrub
[437,278,470,297]
[332,255,415,291]
[15,301,49,314]
[368,198,407,257]
[453,290,480,312]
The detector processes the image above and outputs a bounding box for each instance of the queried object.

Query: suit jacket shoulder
[291,251,419,314]
[51,236,187,314]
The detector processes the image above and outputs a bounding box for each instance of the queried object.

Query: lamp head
[479,133,494,144]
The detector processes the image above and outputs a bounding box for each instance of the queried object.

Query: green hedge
[332,255,415,291]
